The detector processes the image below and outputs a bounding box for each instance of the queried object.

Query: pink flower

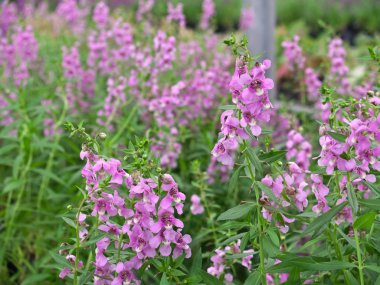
[190,195,204,215]
[200,0,215,30]
[167,3,186,28]
[282,35,305,70]
[211,137,238,166]
[151,207,184,233]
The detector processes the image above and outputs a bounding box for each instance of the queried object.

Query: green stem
[346,173,364,285]
[332,225,351,284]
[244,143,266,285]
[37,94,68,209]
[74,196,86,285]
[1,145,33,264]
[332,173,351,284]
[117,233,123,263]
[199,177,218,244]
[254,185,266,285]
[354,228,364,285]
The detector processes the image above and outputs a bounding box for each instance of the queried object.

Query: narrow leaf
[347,184,358,214]
[259,150,287,163]
[362,181,380,197]
[228,166,243,195]
[354,212,377,230]
[302,202,348,236]
[244,270,261,285]
[327,131,346,142]
[160,273,169,285]
[190,249,202,274]
[217,203,255,221]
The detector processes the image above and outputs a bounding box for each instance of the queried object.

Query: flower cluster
[166,2,186,28]
[328,37,350,94]
[304,67,321,101]
[136,0,155,21]
[0,1,17,36]
[0,25,39,86]
[190,194,204,215]
[261,162,307,233]
[62,44,95,112]
[207,240,255,284]
[286,129,312,170]
[56,0,87,34]
[200,0,215,30]
[212,58,274,166]
[59,149,192,284]
[97,76,127,131]
[282,35,305,70]
[239,8,254,30]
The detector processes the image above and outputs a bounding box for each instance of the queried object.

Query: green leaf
[171,269,186,277]
[345,270,359,285]
[284,267,301,285]
[362,181,380,197]
[220,233,246,247]
[354,212,377,230]
[366,265,380,274]
[160,273,169,285]
[327,131,346,143]
[219,105,237,110]
[259,150,287,163]
[226,251,257,260]
[2,180,23,194]
[62,217,76,228]
[347,184,358,214]
[368,47,378,61]
[173,254,186,268]
[199,270,223,285]
[306,261,354,271]
[358,198,380,210]
[190,249,202,274]
[228,166,243,195]
[268,256,355,273]
[263,234,279,258]
[151,259,164,271]
[217,203,255,221]
[256,182,277,202]
[336,227,357,250]
[244,270,261,285]
[245,148,263,178]
[49,252,71,268]
[240,231,250,251]
[302,202,348,236]
[21,274,50,285]
[267,228,280,248]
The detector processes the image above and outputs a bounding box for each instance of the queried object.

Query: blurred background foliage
[133,0,380,35]
[44,0,380,35]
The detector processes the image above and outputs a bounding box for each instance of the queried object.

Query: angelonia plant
[59,123,192,285]
[208,36,380,284]
[2,1,380,284]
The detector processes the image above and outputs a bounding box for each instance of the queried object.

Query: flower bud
[319,124,327,136]
[99,132,107,140]
[285,186,296,196]
[367,90,374,97]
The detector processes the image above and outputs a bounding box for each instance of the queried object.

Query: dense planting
[0,1,379,284]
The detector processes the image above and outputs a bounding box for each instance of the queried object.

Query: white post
[242,0,276,97]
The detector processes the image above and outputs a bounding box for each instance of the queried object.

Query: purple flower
[172,232,192,258]
[112,262,139,285]
[200,0,215,30]
[129,224,156,259]
[190,194,204,215]
[151,207,184,233]
[211,137,238,166]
